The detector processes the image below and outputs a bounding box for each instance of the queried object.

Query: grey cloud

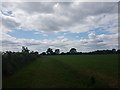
[2,2,118,33]
[25,43,41,46]
[50,43,69,48]
[2,40,20,46]
[2,18,20,29]
[90,39,103,43]
[50,2,117,32]
[87,43,108,50]
[55,2,117,24]
[96,40,103,42]
[18,2,56,14]
[80,2,117,15]
[83,41,88,44]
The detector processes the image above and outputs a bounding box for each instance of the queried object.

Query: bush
[2,51,39,77]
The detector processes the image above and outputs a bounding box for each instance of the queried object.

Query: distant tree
[41,52,46,55]
[66,52,70,55]
[69,48,77,54]
[46,48,53,55]
[34,51,39,54]
[55,49,60,54]
[30,51,34,54]
[61,52,65,55]
[30,51,39,54]
[6,51,12,58]
[22,46,29,53]
[117,49,120,54]
[112,49,116,53]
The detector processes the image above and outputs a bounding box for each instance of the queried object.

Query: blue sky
[1,10,13,16]
[7,27,114,41]
[8,30,89,40]
[1,2,118,52]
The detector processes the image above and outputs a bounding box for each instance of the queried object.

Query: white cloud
[1,2,118,33]
[1,32,118,53]
[1,2,118,52]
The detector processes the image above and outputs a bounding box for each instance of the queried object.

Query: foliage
[41,52,46,55]
[46,48,53,55]
[22,46,29,53]
[55,49,60,54]
[41,48,120,55]
[69,48,77,54]
[2,47,39,77]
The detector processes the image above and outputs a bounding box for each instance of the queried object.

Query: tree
[55,49,60,54]
[117,49,120,54]
[41,52,46,55]
[61,52,65,55]
[30,51,38,54]
[46,48,53,55]
[3,48,39,77]
[22,46,29,53]
[69,48,77,54]
[112,49,116,53]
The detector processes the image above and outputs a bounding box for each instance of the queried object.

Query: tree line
[40,48,120,55]
[2,47,120,77]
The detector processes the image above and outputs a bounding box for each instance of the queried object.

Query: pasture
[3,54,118,88]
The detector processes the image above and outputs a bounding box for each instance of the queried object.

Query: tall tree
[69,48,77,54]
[46,48,53,54]
[55,49,60,54]
[112,49,116,53]
[22,46,29,53]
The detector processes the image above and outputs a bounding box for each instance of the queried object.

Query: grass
[48,54,118,78]
[3,54,119,88]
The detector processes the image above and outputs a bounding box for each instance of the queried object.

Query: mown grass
[3,54,119,88]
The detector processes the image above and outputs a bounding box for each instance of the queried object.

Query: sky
[0,1,119,53]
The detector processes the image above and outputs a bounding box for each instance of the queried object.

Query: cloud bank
[1,2,118,53]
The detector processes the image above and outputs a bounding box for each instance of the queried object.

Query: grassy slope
[3,54,118,88]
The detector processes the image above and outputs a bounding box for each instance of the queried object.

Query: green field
[3,54,119,88]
